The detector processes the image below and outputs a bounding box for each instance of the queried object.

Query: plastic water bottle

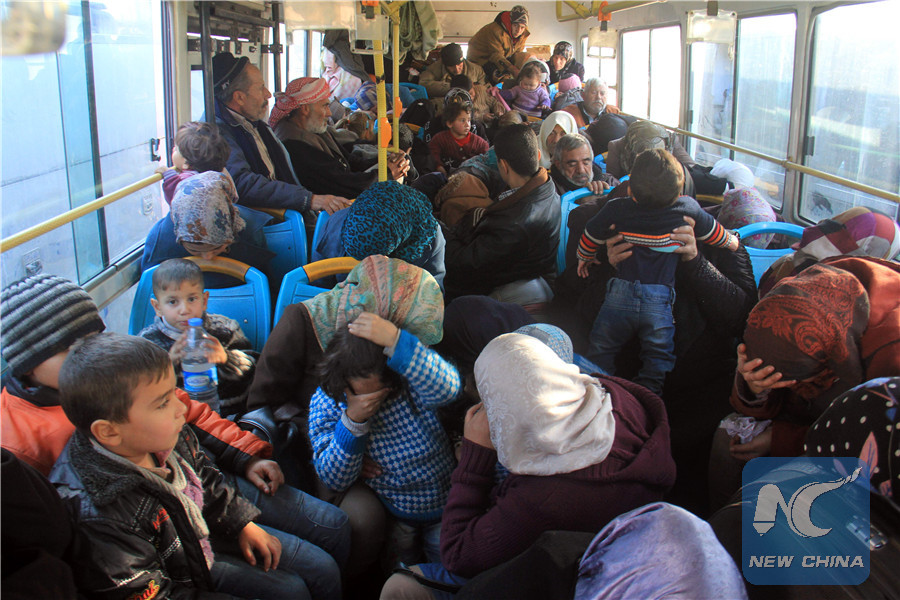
[181,317,221,414]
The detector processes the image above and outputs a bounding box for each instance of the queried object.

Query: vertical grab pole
[392,18,400,153]
[374,37,388,181]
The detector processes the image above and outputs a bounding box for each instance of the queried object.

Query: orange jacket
[1,379,271,476]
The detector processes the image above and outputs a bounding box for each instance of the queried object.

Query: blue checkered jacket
[309,330,461,522]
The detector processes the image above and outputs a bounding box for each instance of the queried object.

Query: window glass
[287,29,308,81]
[734,13,795,209]
[801,1,899,222]
[688,41,733,165]
[190,68,205,121]
[91,0,166,263]
[582,36,599,80]
[310,31,323,77]
[621,26,680,126]
[581,36,617,106]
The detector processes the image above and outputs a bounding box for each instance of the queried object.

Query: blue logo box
[742,457,870,586]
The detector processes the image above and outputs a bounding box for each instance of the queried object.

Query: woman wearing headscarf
[758,206,900,297]
[140,170,274,286]
[716,187,778,249]
[246,256,445,579]
[538,110,579,169]
[380,332,674,598]
[708,256,900,510]
[547,41,585,85]
[466,6,531,84]
[311,181,445,289]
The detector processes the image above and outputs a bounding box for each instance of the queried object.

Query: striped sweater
[577,195,737,287]
[309,330,461,522]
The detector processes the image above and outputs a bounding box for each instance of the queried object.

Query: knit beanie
[1,274,106,377]
[510,5,529,24]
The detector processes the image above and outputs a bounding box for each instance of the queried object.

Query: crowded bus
[1,0,898,598]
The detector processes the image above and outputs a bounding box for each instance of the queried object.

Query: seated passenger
[708,256,900,510]
[422,88,489,147]
[449,74,507,130]
[270,77,409,199]
[211,52,350,215]
[551,74,583,112]
[550,133,618,195]
[715,187,778,249]
[157,121,231,205]
[548,41,585,84]
[311,181,445,289]
[584,110,636,155]
[322,48,363,102]
[138,258,256,416]
[310,313,461,567]
[51,333,342,599]
[0,274,351,579]
[246,256,444,577]
[499,63,550,118]
[380,332,675,595]
[419,43,486,101]
[141,169,276,287]
[758,206,900,297]
[538,110,578,169]
[428,103,489,177]
[443,124,560,304]
[576,149,740,394]
[466,6,530,85]
[606,120,698,188]
[562,78,619,128]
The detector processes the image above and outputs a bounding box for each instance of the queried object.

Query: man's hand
[587,180,610,195]
[463,403,493,449]
[238,522,281,571]
[388,153,410,181]
[670,216,698,262]
[604,227,633,269]
[311,194,352,214]
[244,457,285,496]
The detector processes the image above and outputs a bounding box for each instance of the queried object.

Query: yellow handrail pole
[392,18,400,153]
[374,37,388,182]
[0,173,163,253]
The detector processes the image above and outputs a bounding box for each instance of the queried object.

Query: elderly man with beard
[550,133,618,196]
[271,77,410,199]
[211,53,350,215]
[563,78,619,129]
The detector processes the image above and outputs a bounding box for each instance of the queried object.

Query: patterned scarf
[718,188,777,249]
[759,207,900,297]
[340,181,437,263]
[475,333,616,476]
[171,171,245,246]
[805,377,899,499]
[302,255,443,349]
[743,262,869,400]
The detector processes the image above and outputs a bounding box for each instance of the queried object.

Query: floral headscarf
[340,181,437,263]
[171,171,245,246]
[718,188,778,249]
[302,255,443,349]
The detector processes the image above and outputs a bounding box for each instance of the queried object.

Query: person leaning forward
[210,52,351,215]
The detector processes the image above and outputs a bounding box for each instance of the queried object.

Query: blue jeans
[233,476,349,598]
[588,278,676,394]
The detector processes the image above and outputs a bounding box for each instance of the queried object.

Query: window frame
[617,22,682,126]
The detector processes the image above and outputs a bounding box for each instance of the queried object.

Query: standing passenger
[466,6,531,84]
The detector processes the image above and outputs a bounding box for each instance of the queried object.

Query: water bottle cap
[188,318,203,327]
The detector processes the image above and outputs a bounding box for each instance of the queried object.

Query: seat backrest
[259,208,308,287]
[273,257,359,325]
[736,221,806,285]
[557,188,612,274]
[398,82,428,101]
[129,257,272,352]
[311,211,331,256]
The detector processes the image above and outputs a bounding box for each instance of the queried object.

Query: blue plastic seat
[398,82,428,101]
[129,257,272,352]
[259,208,308,287]
[311,211,330,257]
[273,257,359,324]
[736,221,805,285]
[558,188,598,274]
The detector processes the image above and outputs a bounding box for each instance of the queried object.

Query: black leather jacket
[444,173,560,298]
[51,428,258,600]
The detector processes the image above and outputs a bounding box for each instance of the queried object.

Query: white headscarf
[474,333,616,476]
[538,110,578,169]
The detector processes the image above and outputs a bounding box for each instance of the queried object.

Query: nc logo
[752,467,861,537]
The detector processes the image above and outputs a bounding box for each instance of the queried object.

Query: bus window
[688,39,734,166]
[733,13,796,210]
[800,1,899,223]
[1,0,165,295]
[621,26,681,127]
[581,35,617,107]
